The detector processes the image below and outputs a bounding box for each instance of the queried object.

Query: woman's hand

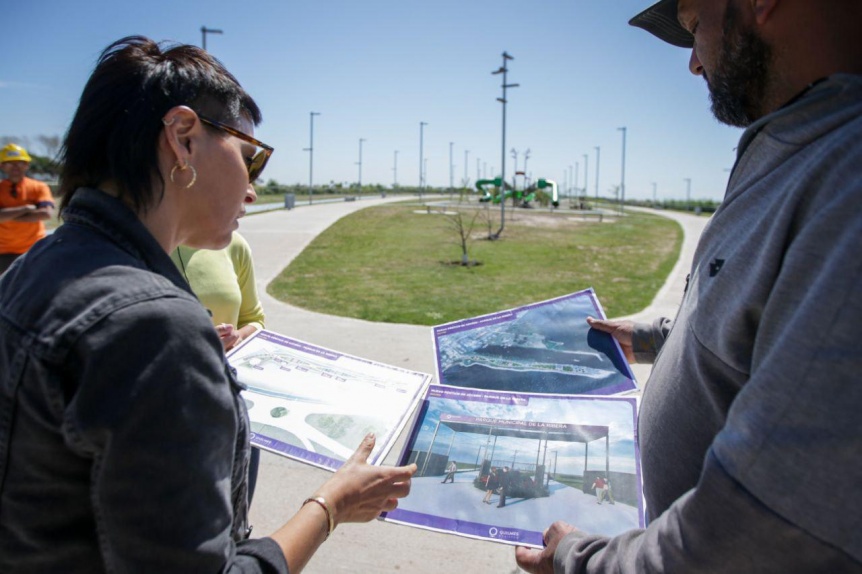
[316,433,416,526]
[515,521,577,574]
[215,323,242,351]
[271,433,416,571]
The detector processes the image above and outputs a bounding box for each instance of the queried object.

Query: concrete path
[239,199,709,573]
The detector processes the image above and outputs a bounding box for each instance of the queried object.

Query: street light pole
[510,147,518,203]
[594,146,601,204]
[574,162,579,197]
[200,26,223,50]
[618,126,627,214]
[449,142,454,198]
[464,149,470,187]
[419,121,428,201]
[393,150,399,188]
[357,138,365,198]
[492,51,518,239]
[583,153,588,203]
[304,112,320,204]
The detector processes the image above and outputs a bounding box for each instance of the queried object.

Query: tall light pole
[419,121,428,200]
[684,177,692,211]
[583,153,589,202]
[568,165,574,197]
[449,142,454,197]
[477,158,481,182]
[574,162,579,196]
[563,170,568,201]
[492,51,518,238]
[618,126,627,214]
[652,182,657,204]
[594,146,601,204]
[464,149,470,186]
[304,111,320,204]
[356,138,365,198]
[201,26,223,50]
[510,147,519,201]
[523,148,531,187]
[393,150,399,188]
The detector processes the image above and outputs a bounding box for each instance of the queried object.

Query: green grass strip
[268,204,682,326]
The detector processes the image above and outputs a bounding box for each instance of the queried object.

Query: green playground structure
[475,177,558,208]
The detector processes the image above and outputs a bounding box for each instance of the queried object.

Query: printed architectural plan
[433,288,637,395]
[227,330,430,470]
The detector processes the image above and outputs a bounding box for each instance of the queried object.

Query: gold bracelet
[302,496,335,540]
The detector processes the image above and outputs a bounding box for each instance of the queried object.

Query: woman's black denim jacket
[0,188,287,573]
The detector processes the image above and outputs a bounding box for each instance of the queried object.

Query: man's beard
[705,1,772,127]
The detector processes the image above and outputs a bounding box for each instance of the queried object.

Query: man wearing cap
[0,143,55,274]
[517,1,861,572]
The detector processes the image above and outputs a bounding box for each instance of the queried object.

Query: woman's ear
[161,105,199,164]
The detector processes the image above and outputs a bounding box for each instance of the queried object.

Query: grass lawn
[268,203,682,326]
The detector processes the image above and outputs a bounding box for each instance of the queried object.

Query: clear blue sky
[4,0,742,201]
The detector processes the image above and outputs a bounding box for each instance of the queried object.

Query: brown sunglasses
[198,115,274,183]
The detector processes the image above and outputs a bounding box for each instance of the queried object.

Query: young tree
[445,209,484,266]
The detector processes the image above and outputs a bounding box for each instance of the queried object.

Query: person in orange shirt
[0,143,55,274]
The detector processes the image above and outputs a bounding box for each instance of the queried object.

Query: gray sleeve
[554,136,862,573]
[553,451,860,573]
[630,318,672,364]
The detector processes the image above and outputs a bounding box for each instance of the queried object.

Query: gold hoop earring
[185,165,197,189]
[170,160,197,189]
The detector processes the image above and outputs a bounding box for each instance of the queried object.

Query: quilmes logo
[488,526,520,541]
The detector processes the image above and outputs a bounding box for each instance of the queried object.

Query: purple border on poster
[232,330,431,471]
[250,432,344,471]
[433,288,601,338]
[387,386,645,544]
[432,288,636,394]
[382,508,543,547]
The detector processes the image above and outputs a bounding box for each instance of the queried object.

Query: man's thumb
[587,316,614,333]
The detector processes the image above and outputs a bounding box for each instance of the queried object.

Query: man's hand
[587,317,635,363]
[515,521,577,574]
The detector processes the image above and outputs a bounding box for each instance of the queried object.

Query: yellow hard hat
[0,143,32,163]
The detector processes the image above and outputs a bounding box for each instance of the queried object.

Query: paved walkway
[239,199,709,573]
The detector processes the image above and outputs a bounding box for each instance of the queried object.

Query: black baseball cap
[629,0,694,48]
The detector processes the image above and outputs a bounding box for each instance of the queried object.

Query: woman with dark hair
[0,36,414,573]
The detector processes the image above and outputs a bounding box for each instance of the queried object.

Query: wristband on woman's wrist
[302,496,335,540]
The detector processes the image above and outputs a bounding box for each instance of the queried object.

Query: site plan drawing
[433,288,636,395]
[382,385,644,547]
[227,330,431,471]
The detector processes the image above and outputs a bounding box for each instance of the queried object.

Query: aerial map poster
[382,385,644,547]
[227,330,431,471]
[433,288,637,396]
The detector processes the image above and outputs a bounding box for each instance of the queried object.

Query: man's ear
[160,105,199,164]
[752,0,779,25]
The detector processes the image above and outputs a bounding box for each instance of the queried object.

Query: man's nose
[689,49,704,76]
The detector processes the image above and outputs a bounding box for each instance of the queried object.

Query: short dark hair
[58,36,262,214]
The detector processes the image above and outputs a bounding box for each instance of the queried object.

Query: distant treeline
[626,198,721,214]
